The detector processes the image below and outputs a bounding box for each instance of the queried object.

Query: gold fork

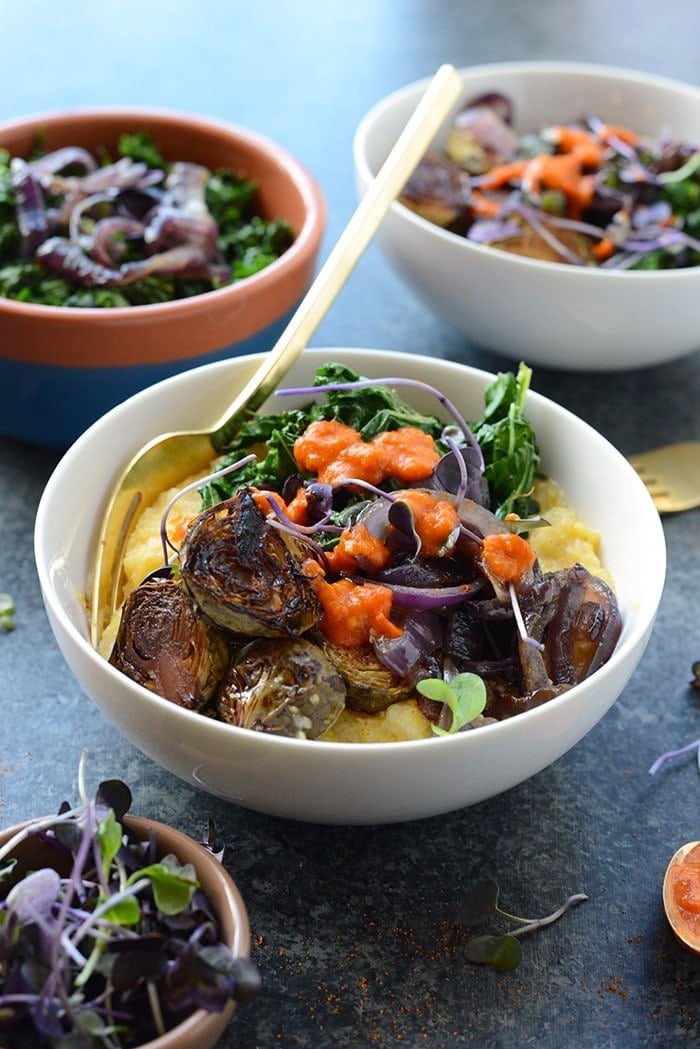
[628,442,700,513]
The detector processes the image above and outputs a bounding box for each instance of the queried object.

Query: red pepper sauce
[667,844,700,945]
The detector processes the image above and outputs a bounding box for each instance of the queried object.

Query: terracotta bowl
[0,812,252,1049]
[0,106,325,447]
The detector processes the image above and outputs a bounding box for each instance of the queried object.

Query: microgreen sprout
[456,878,588,972]
[0,592,15,631]
[649,738,700,775]
[0,756,260,1047]
[159,454,256,566]
[417,672,487,735]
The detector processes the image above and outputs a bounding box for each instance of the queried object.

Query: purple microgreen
[648,738,700,775]
[456,877,587,972]
[159,454,256,566]
[417,672,486,734]
[509,583,544,652]
[507,200,587,265]
[587,114,638,160]
[334,478,396,501]
[262,491,340,536]
[275,376,484,470]
[387,500,421,556]
[438,435,469,502]
[5,868,61,924]
[0,764,260,1047]
[199,819,225,863]
[95,778,132,822]
[467,217,521,243]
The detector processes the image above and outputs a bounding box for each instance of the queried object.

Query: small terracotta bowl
[0,812,252,1049]
[0,106,326,447]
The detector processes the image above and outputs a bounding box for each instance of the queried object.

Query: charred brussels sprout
[322,643,415,714]
[109,577,229,709]
[399,154,473,231]
[217,637,346,738]
[180,488,320,637]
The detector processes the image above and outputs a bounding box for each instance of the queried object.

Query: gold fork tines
[627,441,700,513]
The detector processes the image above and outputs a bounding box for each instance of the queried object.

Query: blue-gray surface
[1,2,699,1046]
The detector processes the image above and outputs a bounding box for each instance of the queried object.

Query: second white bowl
[354,62,700,371]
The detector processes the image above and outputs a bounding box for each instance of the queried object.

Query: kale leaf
[471,361,540,518]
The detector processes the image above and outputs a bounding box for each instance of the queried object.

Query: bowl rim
[0,103,326,322]
[34,347,667,760]
[0,810,251,1048]
[353,58,700,282]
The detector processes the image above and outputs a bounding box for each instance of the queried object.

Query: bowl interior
[34,349,666,822]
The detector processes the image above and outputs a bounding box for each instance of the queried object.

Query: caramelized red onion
[10,159,49,257]
[15,146,232,288]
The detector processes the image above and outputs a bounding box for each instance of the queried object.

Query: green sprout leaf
[453,877,500,926]
[417,673,487,735]
[129,854,199,916]
[97,810,123,882]
[455,878,587,972]
[465,933,523,972]
[0,593,15,632]
[102,892,141,927]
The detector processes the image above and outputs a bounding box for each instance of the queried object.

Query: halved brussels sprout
[180,488,320,637]
[217,637,346,739]
[109,577,229,710]
[399,154,472,229]
[322,642,414,714]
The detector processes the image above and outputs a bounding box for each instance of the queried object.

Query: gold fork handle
[209,63,463,450]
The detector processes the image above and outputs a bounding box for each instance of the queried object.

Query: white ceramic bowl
[354,62,700,371]
[35,349,666,824]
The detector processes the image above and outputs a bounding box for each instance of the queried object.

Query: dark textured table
[1,2,699,1046]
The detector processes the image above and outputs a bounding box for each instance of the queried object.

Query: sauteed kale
[109,363,621,740]
[0,131,293,308]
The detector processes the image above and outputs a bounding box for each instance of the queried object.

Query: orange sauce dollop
[481,532,537,584]
[294,421,440,488]
[311,575,402,648]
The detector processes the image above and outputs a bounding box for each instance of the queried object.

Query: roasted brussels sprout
[181,488,320,637]
[217,637,346,739]
[322,642,414,714]
[399,154,472,230]
[109,577,229,710]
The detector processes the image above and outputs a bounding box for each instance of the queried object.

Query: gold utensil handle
[89,65,462,646]
[210,62,463,448]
